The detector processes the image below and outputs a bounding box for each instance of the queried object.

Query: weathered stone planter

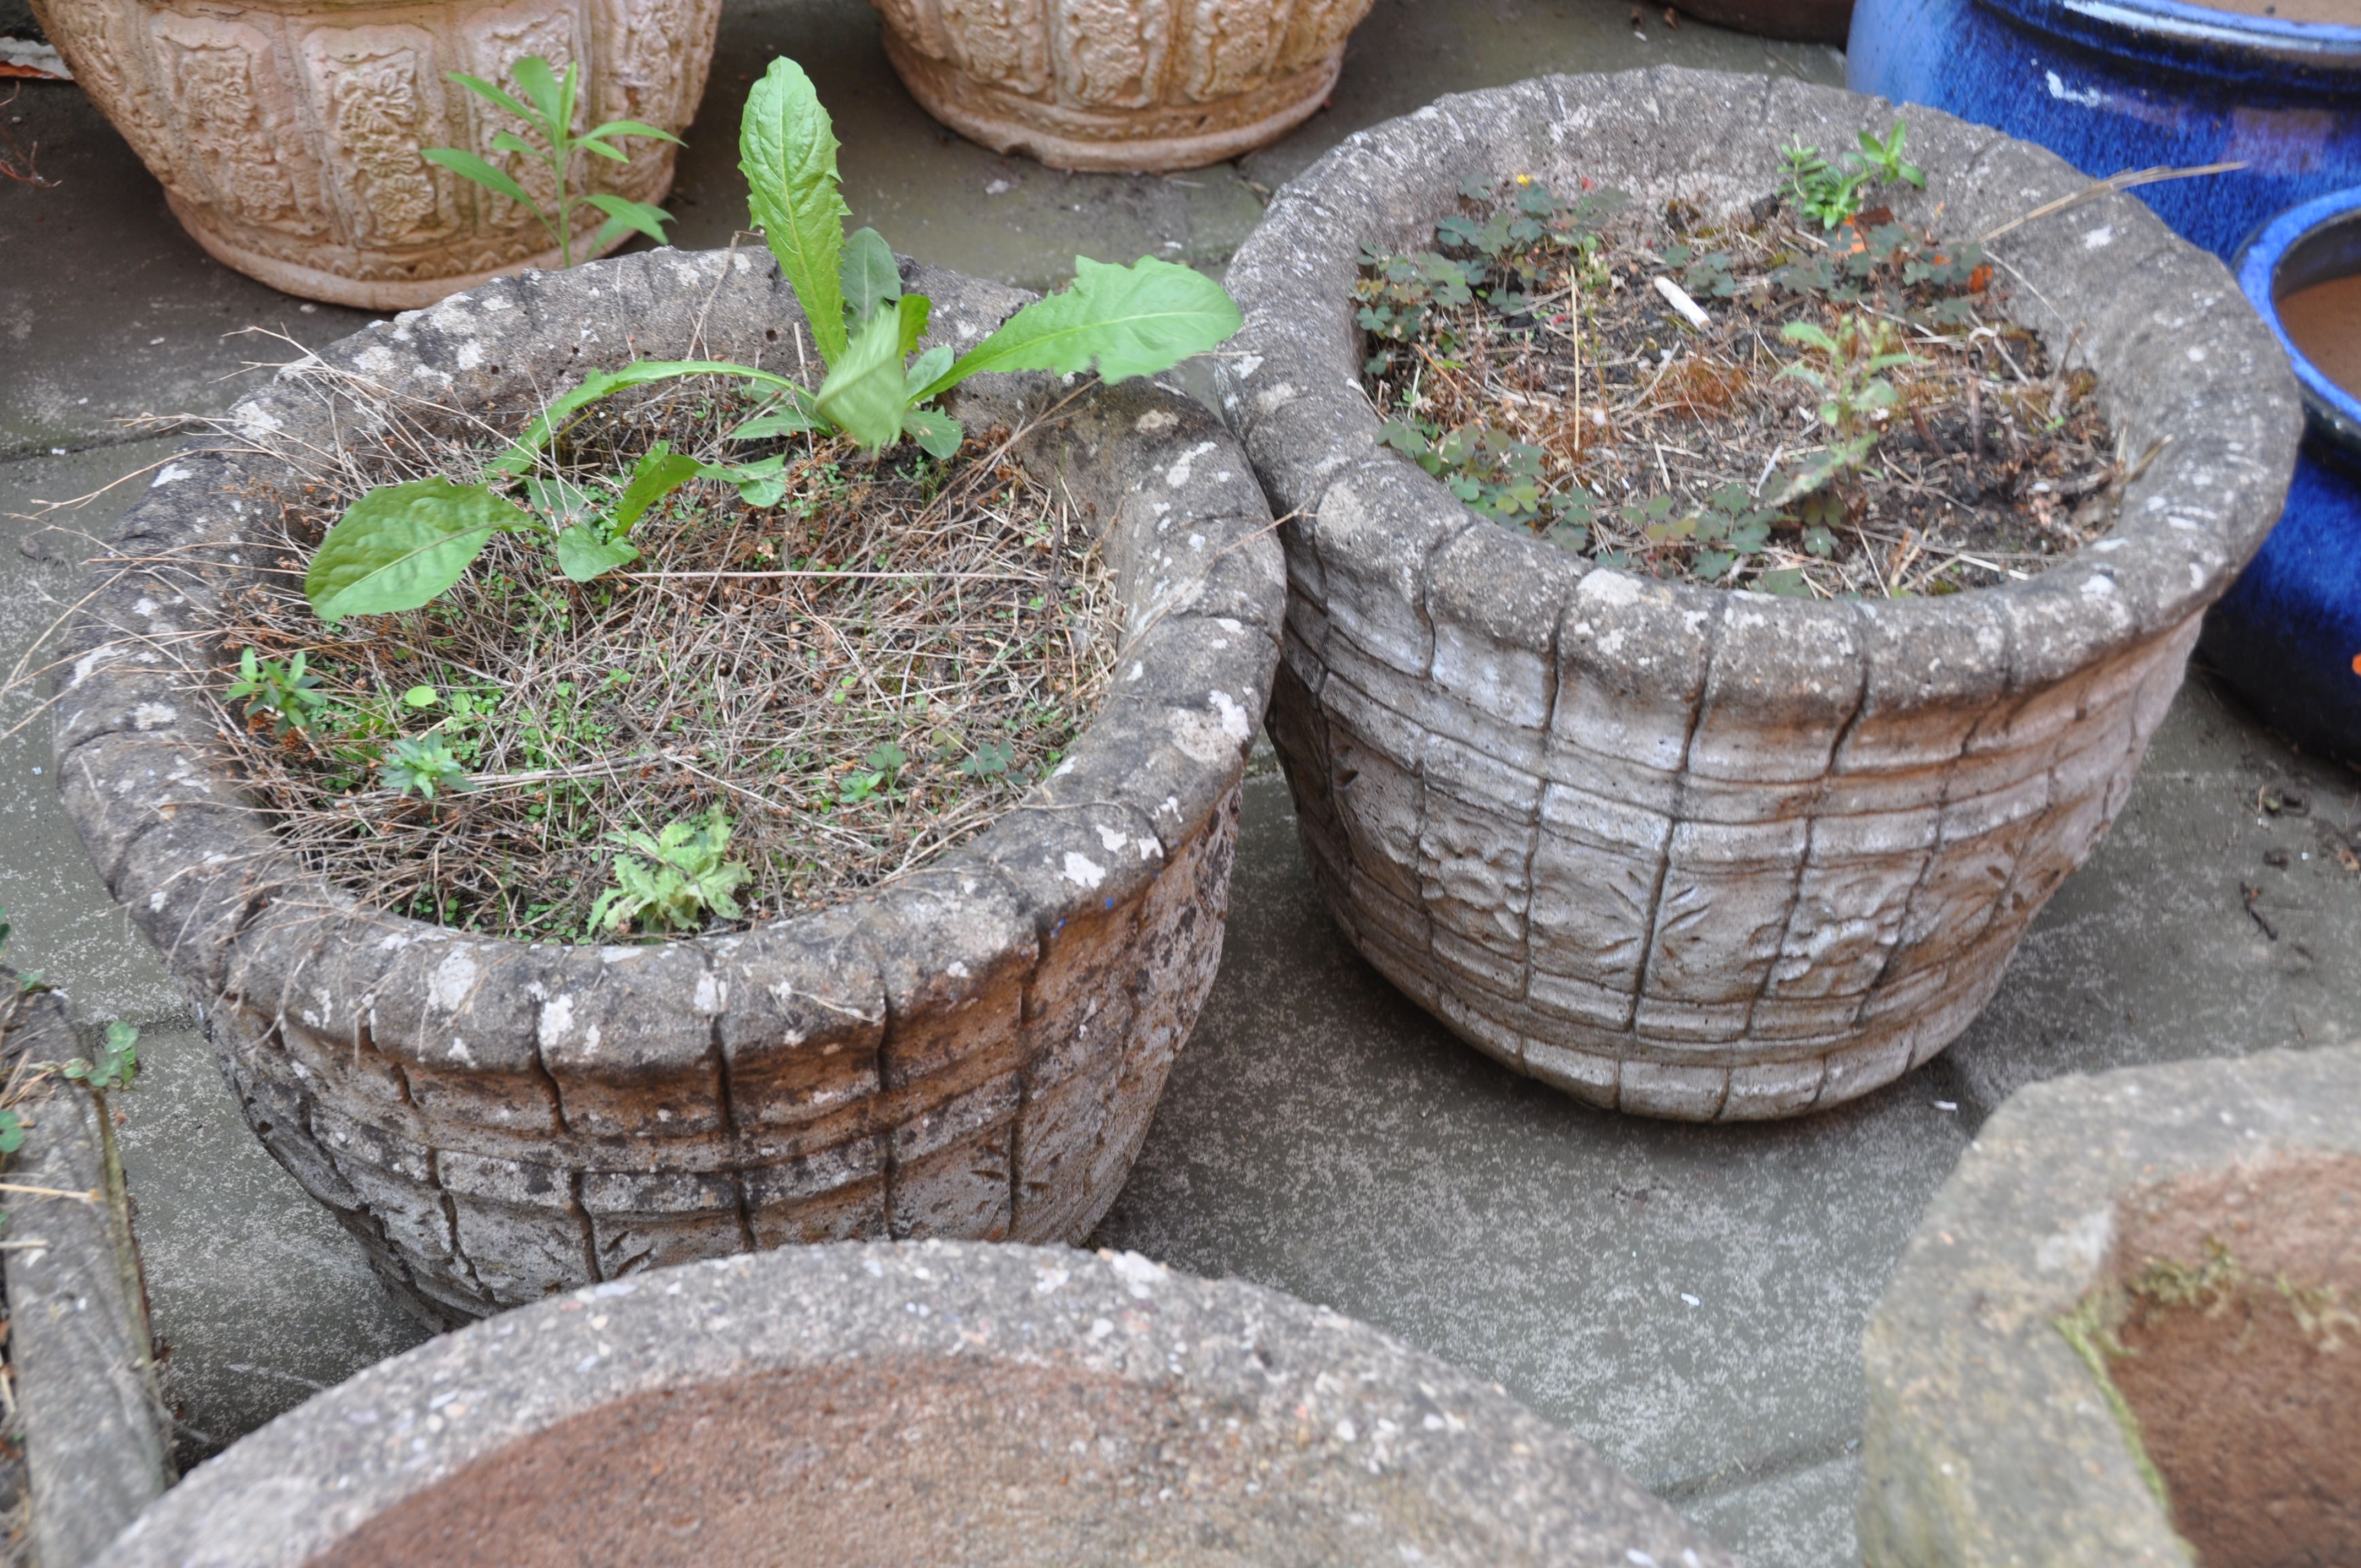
[0,978,173,1568]
[871,0,1374,172]
[52,250,1280,1326]
[1217,68,2299,1120]
[29,0,720,308]
[1860,1045,2361,1567]
[94,1240,1736,1568]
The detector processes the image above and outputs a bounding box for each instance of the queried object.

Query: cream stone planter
[29,0,721,308]
[869,0,1373,172]
[95,1243,1737,1568]
[1217,69,2300,1120]
[52,250,1281,1326]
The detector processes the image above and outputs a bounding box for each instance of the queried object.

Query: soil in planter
[1357,174,2127,597]
[2278,274,2361,402]
[2082,1153,2361,1568]
[208,372,1121,942]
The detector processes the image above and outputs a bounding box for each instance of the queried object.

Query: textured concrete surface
[4,4,2354,1566]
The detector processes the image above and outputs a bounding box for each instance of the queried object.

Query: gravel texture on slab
[1859,1043,2361,1567]
[94,1240,1737,1568]
[50,248,1281,1325]
[1216,66,2299,1119]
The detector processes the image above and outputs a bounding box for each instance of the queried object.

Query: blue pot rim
[2239,189,2361,460]
[1974,0,2361,83]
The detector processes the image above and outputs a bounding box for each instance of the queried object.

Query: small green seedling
[382,733,469,799]
[63,1020,140,1092]
[0,1108,22,1156]
[1772,314,1921,499]
[588,809,752,934]
[837,741,906,806]
[1780,119,1924,231]
[303,54,1240,627]
[226,647,328,736]
[423,56,678,269]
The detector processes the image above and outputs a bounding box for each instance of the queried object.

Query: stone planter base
[880,26,1342,172]
[94,1242,1736,1568]
[1860,1045,2361,1567]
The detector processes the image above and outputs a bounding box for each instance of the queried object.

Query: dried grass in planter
[1357,172,2132,597]
[208,366,1119,943]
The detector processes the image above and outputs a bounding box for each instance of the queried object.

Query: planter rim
[1222,67,2299,709]
[51,246,1279,1106]
[2238,186,2361,457]
[1859,1044,2361,1566]
[92,1240,1734,1568]
[1971,0,2361,83]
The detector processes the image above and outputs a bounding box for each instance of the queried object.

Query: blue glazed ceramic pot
[1845,0,2361,260]
[2199,192,2361,761]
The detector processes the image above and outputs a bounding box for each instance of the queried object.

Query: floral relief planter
[1216,68,2299,1120]
[28,0,722,309]
[1859,1045,2361,1567]
[94,1242,1738,1568]
[51,248,1282,1326]
[869,0,1375,172]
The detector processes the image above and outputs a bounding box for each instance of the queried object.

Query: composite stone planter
[94,1241,1737,1568]
[29,0,720,308]
[52,249,1281,1327]
[870,0,1374,172]
[1217,68,2300,1120]
[1860,1045,2361,1567]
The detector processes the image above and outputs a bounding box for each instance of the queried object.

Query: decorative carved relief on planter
[872,0,1376,172]
[29,0,721,309]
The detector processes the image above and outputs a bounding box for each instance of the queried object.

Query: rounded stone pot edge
[1216,66,2299,713]
[1856,1044,2361,1567]
[48,247,1281,1294]
[92,1240,1736,1568]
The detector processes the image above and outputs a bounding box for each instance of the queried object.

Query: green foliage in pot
[302,55,1241,627]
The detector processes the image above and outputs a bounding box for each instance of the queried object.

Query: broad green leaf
[732,392,818,441]
[841,226,899,327]
[905,344,953,399]
[897,291,931,357]
[554,526,641,581]
[444,71,538,129]
[703,455,789,508]
[903,406,962,459]
[524,476,593,524]
[813,298,921,451]
[420,148,534,209]
[583,192,672,246]
[741,57,849,365]
[916,255,1241,402]
[510,56,565,135]
[306,480,525,622]
[493,359,800,475]
[613,443,701,531]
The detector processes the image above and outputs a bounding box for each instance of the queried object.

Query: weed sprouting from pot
[225,647,328,737]
[1780,119,1923,231]
[382,733,470,800]
[588,809,751,935]
[424,56,679,269]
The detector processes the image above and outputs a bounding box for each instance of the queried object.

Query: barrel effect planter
[94,1241,1737,1568]
[1859,1045,2361,1567]
[30,0,721,308]
[1217,68,2299,1120]
[51,248,1282,1326]
[869,0,1375,172]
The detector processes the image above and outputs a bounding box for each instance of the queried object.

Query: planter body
[0,981,173,1568]
[28,0,721,308]
[94,1241,1737,1568]
[1677,0,1853,43]
[868,0,1373,172]
[2199,189,2361,763]
[1859,1044,2361,1567]
[1845,0,2361,262]
[52,250,1281,1325]
[1218,69,2298,1120]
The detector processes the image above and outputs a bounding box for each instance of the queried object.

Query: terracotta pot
[1861,1045,2361,1566]
[93,1242,1738,1568]
[1676,0,1853,42]
[51,250,1282,1326]
[868,0,1374,172]
[27,0,722,309]
[1217,68,2300,1120]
